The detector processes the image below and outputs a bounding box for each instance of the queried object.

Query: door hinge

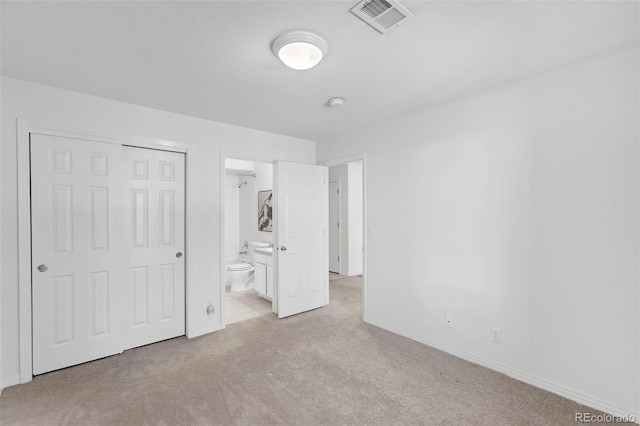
[337,222,340,228]
[338,256,340,261]
[337,188,340,194]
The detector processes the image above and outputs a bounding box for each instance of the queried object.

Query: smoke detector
[350,0,413,34]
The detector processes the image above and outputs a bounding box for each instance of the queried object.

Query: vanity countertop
[254,247,273,256]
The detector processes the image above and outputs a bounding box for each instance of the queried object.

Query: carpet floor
[0,276,616,425]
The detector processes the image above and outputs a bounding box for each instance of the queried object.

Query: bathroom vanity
[254,247,274,301]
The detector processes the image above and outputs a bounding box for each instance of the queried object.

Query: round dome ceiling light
[327,97,345,107]
[271,31,328,70]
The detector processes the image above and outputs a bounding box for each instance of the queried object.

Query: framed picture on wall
[258,190,273,232]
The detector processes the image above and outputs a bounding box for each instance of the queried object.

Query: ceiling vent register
[350,0,414,34]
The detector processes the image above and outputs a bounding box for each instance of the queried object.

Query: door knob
[280,246,287,251]
[176,252,183,258]
[37,264,48,272]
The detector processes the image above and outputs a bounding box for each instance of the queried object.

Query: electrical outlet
[491,328,502,343]
[445,314,453,328]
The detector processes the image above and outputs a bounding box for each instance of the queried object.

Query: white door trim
[319,154,368,323]
[16,118,188,383]
[218,153,226,328]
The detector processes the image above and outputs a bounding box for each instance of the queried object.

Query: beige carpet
[0,276,618,425]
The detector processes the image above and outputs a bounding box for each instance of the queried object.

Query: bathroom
[224,158,275,323]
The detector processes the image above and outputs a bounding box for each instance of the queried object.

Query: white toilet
[226,241,271,291]
[226,262,255,292]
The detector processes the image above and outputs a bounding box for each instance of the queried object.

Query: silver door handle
[37,264,48,272]
[280,246,287,251]
[176,252,183,258]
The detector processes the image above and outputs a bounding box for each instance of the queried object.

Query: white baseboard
[1,374,22,391]
[186,323,224,339]
[366,318,639,420]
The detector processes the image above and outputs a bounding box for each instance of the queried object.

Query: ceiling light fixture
[327,97,345,107]
[271,31,328,70]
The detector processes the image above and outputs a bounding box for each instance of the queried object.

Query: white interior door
[275,161,328,318]
[329,180,341,273]
[31,134,125,375]
[123,146,186,350]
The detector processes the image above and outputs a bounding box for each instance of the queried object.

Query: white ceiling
[2,1,638,141]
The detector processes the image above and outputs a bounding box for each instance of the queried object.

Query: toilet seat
[227,263,253,271]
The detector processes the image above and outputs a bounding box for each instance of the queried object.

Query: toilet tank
[247,241,271,264]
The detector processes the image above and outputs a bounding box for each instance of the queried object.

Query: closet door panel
[123,146,186,350]
[31,134,124,375]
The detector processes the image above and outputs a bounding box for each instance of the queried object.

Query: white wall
[317,47,639,416]
[225,174,240,264]
[0,77,315,387]
[0,4,3,393]
[329,163,363,276]
[347,162,363,276]
[225,158,254,172]
[329,165,348,275]
[254,162,274,245]
[234,161,273,252]
[238,175,257,254]
[226,167,272,265]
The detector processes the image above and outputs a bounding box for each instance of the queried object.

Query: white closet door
[123,146,185,349]
[31,134,125,375]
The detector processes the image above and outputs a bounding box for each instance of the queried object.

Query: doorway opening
[223,158,275,325]
[220,156,330,325]
[322,155,367,321]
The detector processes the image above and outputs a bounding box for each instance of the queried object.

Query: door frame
[328,179,342,274]
[319,154,368,322]
[16,118,189,383]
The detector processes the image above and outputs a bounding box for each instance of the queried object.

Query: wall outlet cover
[445,314,453,328]
[491,328,502,343]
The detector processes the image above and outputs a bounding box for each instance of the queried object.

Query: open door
[275,161,328,318]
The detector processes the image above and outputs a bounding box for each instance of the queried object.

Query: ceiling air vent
[350,0,413,34]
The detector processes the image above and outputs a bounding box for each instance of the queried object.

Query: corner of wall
[365,317,640,420]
